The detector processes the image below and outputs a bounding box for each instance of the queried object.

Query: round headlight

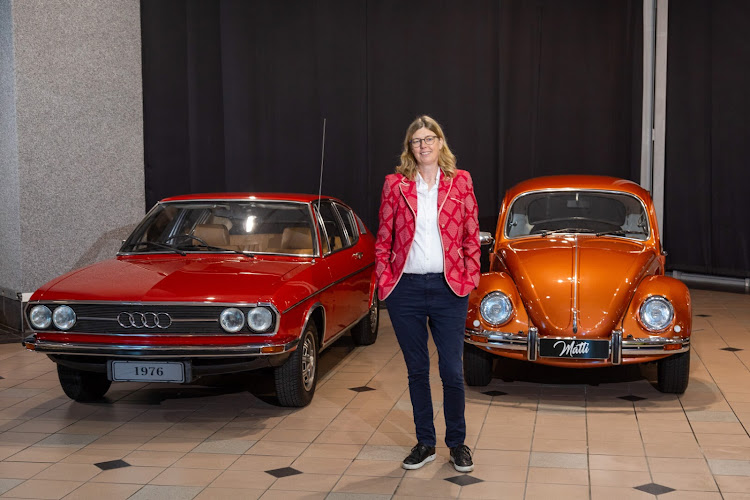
[480,292,513,326]
[219,308,245,333]
[52,305,76,330]
[29,305,52,329]
[247,307,273,332]
[639,296,674,331]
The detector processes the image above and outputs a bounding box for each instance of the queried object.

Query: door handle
[353,252,363,259]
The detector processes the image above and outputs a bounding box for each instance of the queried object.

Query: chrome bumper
[464,327,690,365]
[22,335,299,359]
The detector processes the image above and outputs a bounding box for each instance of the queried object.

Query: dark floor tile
[266,467,302,478]
[349,386,376,392]
[95,459,131,471]
[619,395,647,402]
[634,483,675,495]
[481,390,508,397]
[446,475,483,486]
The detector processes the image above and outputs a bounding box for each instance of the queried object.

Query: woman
[375,115,480,472]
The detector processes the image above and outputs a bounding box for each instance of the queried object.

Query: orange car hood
[502,237,657,337]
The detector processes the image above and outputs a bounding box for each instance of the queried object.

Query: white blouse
[403,169,444,274]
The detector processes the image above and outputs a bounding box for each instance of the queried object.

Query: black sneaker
[402,442,436,470]
[449,444,474,472]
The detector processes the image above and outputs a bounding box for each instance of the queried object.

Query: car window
[333,203,359,246]
[121,201,317,256]
[506,190,650,240]
[316,201,347,253]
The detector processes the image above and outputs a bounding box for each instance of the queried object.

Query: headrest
[281,227,312,250]
[193,224,230,247]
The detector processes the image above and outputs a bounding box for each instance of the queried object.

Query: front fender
[466,272,529,333]
[622,275,692,339]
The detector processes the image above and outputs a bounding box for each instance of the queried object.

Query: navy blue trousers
[386,273,469,448]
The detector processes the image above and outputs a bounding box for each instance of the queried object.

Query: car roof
[159,193,338,204]
[505,175,652,203]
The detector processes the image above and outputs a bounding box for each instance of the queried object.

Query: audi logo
[117,312,172,329]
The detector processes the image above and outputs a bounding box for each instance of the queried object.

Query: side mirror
[479,231,494,246]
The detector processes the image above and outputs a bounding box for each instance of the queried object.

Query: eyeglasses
[409,135,438,148]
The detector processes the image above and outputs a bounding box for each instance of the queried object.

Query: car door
[314,201,369,343]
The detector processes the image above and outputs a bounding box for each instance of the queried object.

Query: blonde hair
[396,115,457,180]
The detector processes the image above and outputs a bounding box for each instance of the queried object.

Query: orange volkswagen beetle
[464,176,691,393]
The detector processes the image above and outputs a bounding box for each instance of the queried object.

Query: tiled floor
[0,288,749,499]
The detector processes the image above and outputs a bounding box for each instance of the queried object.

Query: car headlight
[52,305,76,330]
[480,292,513,326]
[219,308,245,333]
[247,307,274,332]
[29,305,52,329]
[639,296,674,331]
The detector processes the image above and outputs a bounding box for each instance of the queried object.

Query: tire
[275,323,319,407]
[463,344,494,386]
[657,350,690,394]
[57,364,112,402]
[351,295,379,346]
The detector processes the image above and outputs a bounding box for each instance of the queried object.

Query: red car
[23,194,379,406]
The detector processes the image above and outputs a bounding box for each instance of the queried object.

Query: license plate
[538,338,610,359]
[109,361,186,383]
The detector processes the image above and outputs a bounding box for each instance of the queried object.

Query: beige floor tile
[259,491,327,500]
[2,479,82,499]
[527,467,588,485]
[0,462,51,479]
[589,469,652,487]
[5,446,79,463]
[61,482,142,500]
[331,474,400,495]
[588,454,649,472]
[291,456,351,475]
[716,475,750,493]
[531,438,587,453]
[314,430,373,445]
[32,463,100,482]
[472,449,529,466]
[244,440,307,457]
[193,487,265,500]
[525,483,590,499]
[261,428,321,443]
[137,436,201,453]
[60,447,125,465]
[149,467,221,487]
[269,473,340,491]
[208,470,276,490]
[651,471,720,491]
[121,450,185,467]
[301,443,363,459]
[590,485,655,499]
[89,466,164,484]
[344,459,405,477]
[649,457,712,474]
[228,455,293,471]
[588,440,645,456]
[395,477,461,498]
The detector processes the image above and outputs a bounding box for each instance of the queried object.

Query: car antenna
[316,117,326,210]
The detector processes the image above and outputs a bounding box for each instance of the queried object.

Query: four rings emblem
[117,312,172,329]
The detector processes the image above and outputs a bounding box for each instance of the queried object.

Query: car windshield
[505,190,650,240]
[121,200,317,256]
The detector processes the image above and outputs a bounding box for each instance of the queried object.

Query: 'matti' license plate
[109,361,186,383]
[539,338,610,359]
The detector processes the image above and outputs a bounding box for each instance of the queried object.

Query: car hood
[32,255,317,309]
[501,237,658,337]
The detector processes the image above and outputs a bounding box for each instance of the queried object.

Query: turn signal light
[470,335,487,343]
[261,345,284,354]
[664,343,682,351]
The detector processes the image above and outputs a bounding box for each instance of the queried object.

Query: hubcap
[301,334,316,391]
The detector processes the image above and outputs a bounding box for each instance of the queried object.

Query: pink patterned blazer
[375,169,481,300]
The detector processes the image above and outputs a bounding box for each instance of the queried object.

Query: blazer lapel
[398,177,418,217]
[437,174,454,213]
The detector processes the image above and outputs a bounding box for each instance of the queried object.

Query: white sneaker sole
[402,453,436,470]
[450,456,474,473]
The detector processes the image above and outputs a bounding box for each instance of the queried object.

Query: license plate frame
[108,360,188,383]
[538,338,610,359]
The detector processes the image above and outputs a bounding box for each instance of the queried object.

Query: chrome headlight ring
[29,305,52,330]
[247,307,274,333]
[639,295,674,332]
[219,307,245,333]
[480,291,514,326]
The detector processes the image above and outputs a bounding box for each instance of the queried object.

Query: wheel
[57,364,112,402]
[275,323,318,407]
[463,344,494,386]
[657,350,690,393]
[351,295,379,346]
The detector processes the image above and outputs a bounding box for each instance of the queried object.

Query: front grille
[29,303,275,336]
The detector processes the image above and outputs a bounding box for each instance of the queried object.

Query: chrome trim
[465,328,690,358]
[528,327,538,361]
[25,337,300,358]
[611,329,623,365]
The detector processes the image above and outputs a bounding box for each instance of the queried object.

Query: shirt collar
[415,168,441,191]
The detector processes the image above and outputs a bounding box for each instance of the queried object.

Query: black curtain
[665,0,750,278]
[141,0,642,241]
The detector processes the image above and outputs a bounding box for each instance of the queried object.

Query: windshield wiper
[177,243,255,258]
[540,228,595,237]
[595,230,648,237]
[121,241,186,255]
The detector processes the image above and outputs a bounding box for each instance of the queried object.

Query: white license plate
[109,361,186,383]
